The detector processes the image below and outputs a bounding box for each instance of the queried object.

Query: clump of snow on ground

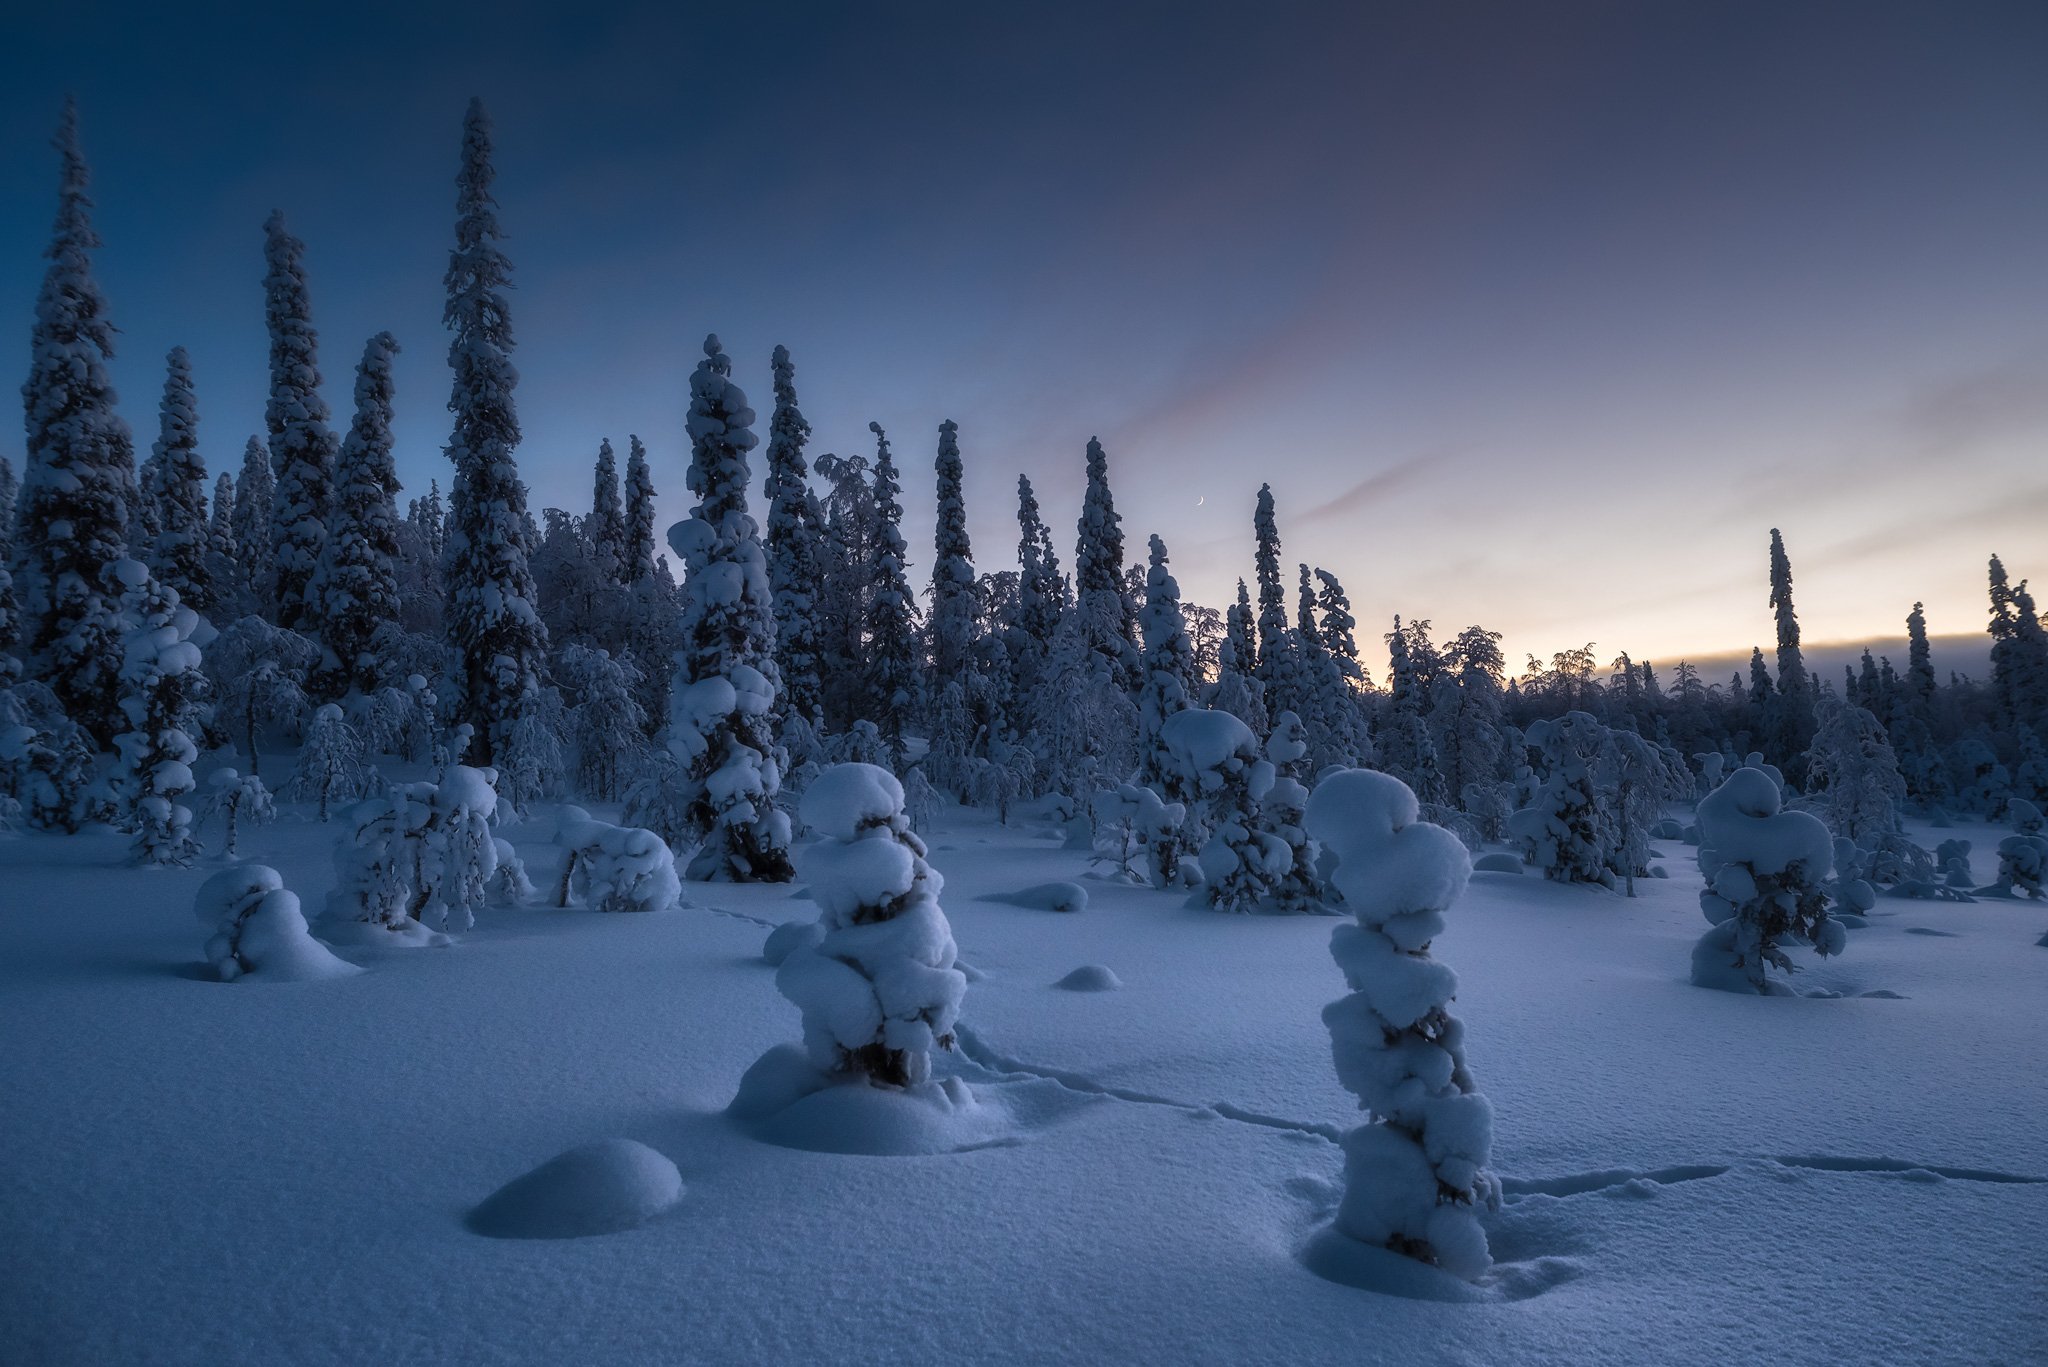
[466,1138,683,1240]
[1054,964,1122,991]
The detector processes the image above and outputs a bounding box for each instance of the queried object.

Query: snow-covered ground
[3,797,2044,1365]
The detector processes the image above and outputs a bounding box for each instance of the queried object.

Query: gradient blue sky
[3,2,2043,679]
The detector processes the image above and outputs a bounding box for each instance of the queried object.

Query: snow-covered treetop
[685,334,759,538]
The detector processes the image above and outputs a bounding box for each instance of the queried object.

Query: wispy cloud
[1297,450,1453,527]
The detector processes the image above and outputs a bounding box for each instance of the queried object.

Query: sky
[1,1,2043,683]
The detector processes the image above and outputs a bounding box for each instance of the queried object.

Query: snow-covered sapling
[552,805,681,913]
[281,704,375,820]
[1261,712,1321,910]
[196,864,352,981]
[111,561,207,866]
[1506,712,1614,887]
[1160,707,1289,911]
[203,768,276,859]
[775,763,966,1087]
[1693,768,1843,993]
[1305,769,1496,1281]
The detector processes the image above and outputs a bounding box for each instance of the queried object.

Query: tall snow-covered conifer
[148,347,213,615]
[1074,437,1136,689]
[929,419,977,685]
[440,99,549,766]
[309,332,403,695]
[262,211,338,634]
[863,421,917,750]
[667,334,792,881]
[16,102,135,744]
[1766,528,1813,767]
[1136,534,1195,791]
[763,345,823,735]
[587,437,626,586]
[230,436,273,613]
[624,435,657,584]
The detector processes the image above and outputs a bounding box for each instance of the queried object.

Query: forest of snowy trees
[3,97,2047,1296]
[4,99,2047,901]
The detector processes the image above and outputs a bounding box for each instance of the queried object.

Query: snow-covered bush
[202,768,275,859]
[323,765,503,939]
[551,806,681,913]
[1692,768,1843,993]
[1804,696,1906,845]
[196,864,354,982]
[205,615,318,777]
[775,763,965,1087]
[1507,712,1614,887]
[1305,769,1496,1281]
[1089,783,1185,886]
[1161,707,1288,911]
[280,703,376,820]
[1989,800,2045,899]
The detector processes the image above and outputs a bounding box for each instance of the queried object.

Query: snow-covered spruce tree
[929,419,977,685]
[1030,610,1140,803]
[1074,437,1138,690]
[1379,616,1448,806]
[1252,484,1298,711]
[1764,529,1815,772]
[623,435,658,584]
[1136,534,1195,792]
[205,471,237,605]
[1206,579,1269,737]
[666,334,793,882]
[202,767,275,859]
[0,683,93,832]
[110,561,206,865]
[1162,706,1288,911]
[812,447,876,730]
[1306,768,1495,1281]
[1316,569,1372,691]
[1693,766,1842,993]
[229,436,274,614]
[15,102,134,746]
[1507,711,1615,886]
[556,643,648,802]
[587,437,627,586]
[1008,472,1064,701]
[262,211,338,635]
[1988,556,2048,745]
[441,99,550,768]
[763,345,823,736]
[280,702,375,820]
[308,331,403,696]
[1806,694,1906,846]
[863,421,918,753]
[205,615,317,777]
[775,763,966,1087]
[148,347,214,615]
[1262,711,1322,910]
[0,455,16,658]
[1435,626,1509,835]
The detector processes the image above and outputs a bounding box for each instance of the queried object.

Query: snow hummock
[1054,964,1123,992]
[466,1139,683,1240]
[196,864,358,983]
[984,881,1090,913]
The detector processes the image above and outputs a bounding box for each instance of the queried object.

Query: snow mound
[761,919,825,966]
[800,763,903,841]
[466,1139,683,1240]
[1471,852,1522,875]
[984,881,1089,913]
[195,865,359,983]
[730,1044,1008,1156]
[1054,965,1122,991]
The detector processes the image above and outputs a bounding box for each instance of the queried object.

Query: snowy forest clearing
[3,796,2042,1366]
